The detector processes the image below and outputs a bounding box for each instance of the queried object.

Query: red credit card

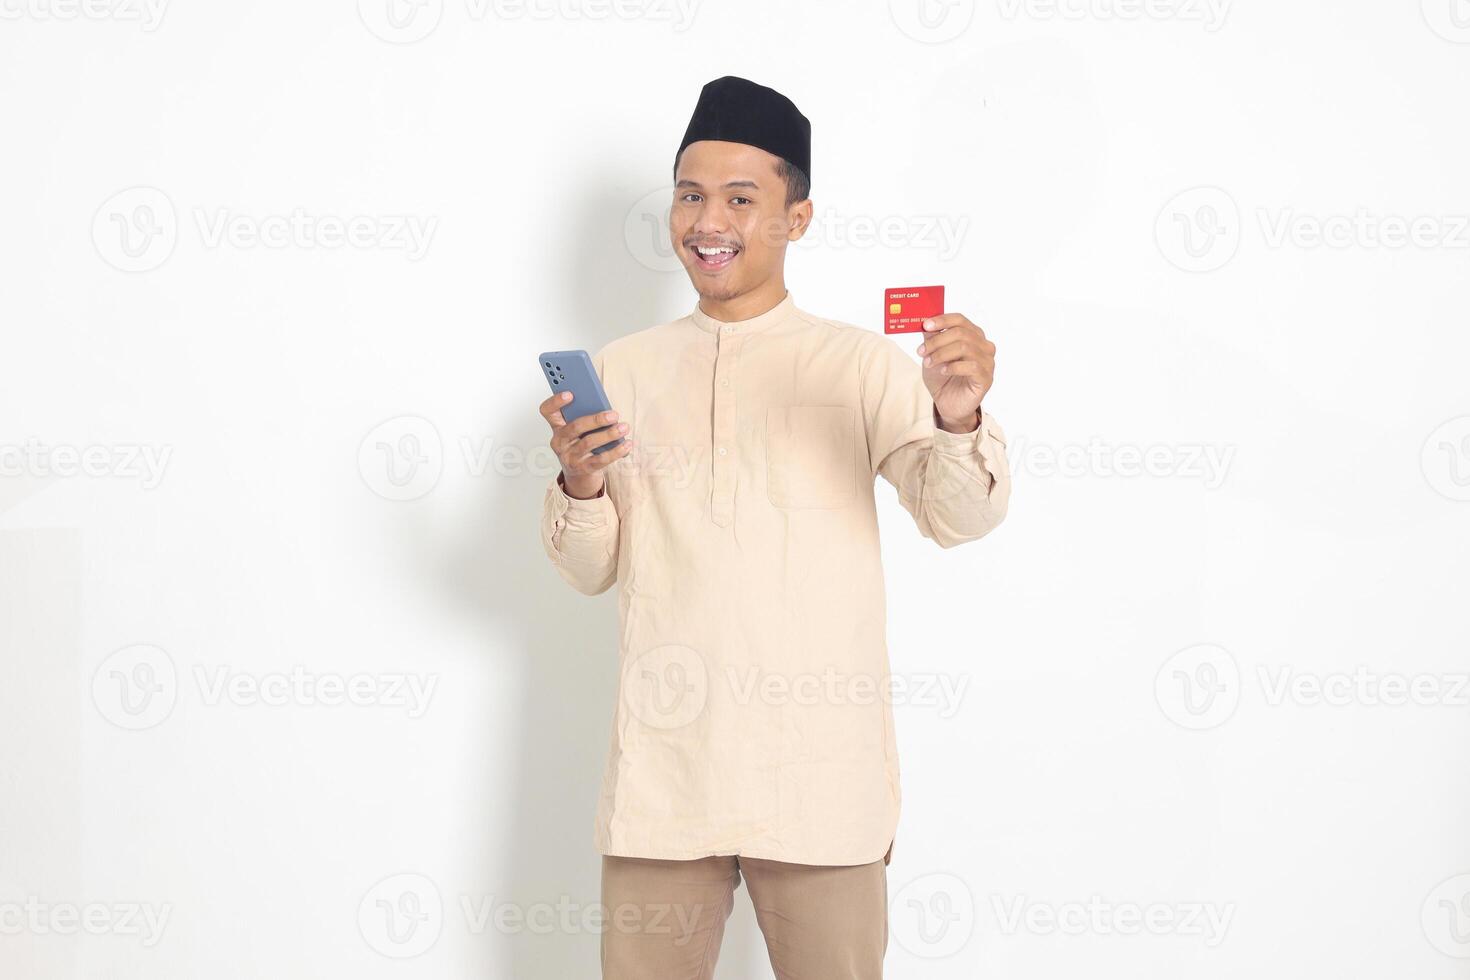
[884,285,944,334]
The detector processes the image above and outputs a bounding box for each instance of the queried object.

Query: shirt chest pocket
[765,406,860,510]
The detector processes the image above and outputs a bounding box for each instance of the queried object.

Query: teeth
[696,246,735,256]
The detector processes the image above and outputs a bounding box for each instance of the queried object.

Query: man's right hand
[539,391,633,499]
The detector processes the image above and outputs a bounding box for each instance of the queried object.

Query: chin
[694,281,745,302]
[681,268,744,302]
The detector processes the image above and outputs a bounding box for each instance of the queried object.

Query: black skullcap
[676,76,811,183]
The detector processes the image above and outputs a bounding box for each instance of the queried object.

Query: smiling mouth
[688,243,740,271]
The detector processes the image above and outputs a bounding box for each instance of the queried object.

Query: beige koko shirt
[540,293,1011,866]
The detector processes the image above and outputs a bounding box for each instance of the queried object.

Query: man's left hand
[916,313,996,432]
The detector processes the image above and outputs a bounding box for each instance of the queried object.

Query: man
[538,76,1011,979]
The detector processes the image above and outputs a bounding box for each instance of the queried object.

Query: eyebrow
[676,179,761,190]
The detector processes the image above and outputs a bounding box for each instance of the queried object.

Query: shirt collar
[690,292,796,335]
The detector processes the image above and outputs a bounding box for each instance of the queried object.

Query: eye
[680,193,702,204]
[731,196,752,206]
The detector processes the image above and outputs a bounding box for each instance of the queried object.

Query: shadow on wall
[430,178,768,978]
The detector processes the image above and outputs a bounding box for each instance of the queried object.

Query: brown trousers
[600,852,888,979]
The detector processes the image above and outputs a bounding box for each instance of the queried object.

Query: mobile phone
[538,349,624,455]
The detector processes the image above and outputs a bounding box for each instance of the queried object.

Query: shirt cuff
[932,407,1006,468]
[932,405,986,449]
[549,473,615,525]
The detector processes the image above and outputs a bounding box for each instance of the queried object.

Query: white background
[3,0,1469,977]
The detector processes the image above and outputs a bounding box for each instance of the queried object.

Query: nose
[689,198,732,239]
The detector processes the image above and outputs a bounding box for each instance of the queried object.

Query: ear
[787,198,814,242]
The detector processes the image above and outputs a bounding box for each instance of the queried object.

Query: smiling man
[538,76,1012,979]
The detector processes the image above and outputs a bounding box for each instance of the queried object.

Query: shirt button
[717,447,727,456]
[721,379,729,387]
[722,326,733,334]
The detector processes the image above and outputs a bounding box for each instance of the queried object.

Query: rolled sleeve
[541,474,619,595]
[864,337,1011,548]
[932,410,1010,476]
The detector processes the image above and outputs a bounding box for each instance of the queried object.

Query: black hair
[773,157,810,208]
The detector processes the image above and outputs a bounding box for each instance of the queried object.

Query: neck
[697,276,788,323]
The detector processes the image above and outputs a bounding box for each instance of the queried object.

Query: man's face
[670,140,810,303]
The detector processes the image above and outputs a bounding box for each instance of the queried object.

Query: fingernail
[618,423,629,432]
[923,320,935,330]
[605,411,618,421]
[562,392,572,400]
[916,344,926,355]
[923,356,931,366]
